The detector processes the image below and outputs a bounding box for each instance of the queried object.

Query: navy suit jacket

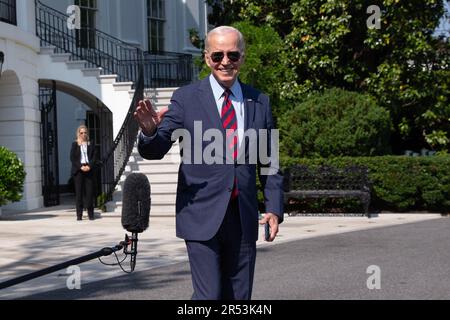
[138,77,284,242]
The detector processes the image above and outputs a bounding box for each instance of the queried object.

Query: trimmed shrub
[280,88,392,158]
[282,155,450,213]
[0,146,26,206]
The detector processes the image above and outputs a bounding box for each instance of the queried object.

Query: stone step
[129,148,180,160]
[113,191,176,202]
[129,152,180,162]
[82,67,103,77]
[113,82,133,91]
[125,165,180,175]
[115,181,177,193]
[125,162,179,173]
[144,88,176,99]
[118,172,178,184]
[146,173,179,184]
[110,201,177,210]
[107,110,181,214]
[114,183,177,193]
[130,90,175,102]
[153,104,171,110]
[50,53,72,63]
[98,74,118,84]
[66,60,88,69]
[127,156,180,166]
[124,155,179,167]
[150,87,179,92]
[132,142,180,150]
[151,96,172,103]
[106,201,176,215]
[40,46,56,55]
[127,153,181,163]
[122,155,180,170]
[113,194,176,209]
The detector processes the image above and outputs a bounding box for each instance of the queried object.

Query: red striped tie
[221,89,239,199]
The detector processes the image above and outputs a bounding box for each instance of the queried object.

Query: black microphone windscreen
[121,173,151,233]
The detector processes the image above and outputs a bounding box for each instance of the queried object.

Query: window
[86,111,100,148]
[147,0,165,52]
[86,110,101,200]
[0,0,16,25]
[75,0,97,49]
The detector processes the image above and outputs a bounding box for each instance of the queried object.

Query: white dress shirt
[209,74,245,147]
[80,143,89,164]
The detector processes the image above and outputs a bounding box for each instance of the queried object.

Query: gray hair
[205,26,245,53]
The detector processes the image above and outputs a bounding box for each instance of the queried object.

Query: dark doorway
[86,101,113,205]
[39,83,113,208]
[39,82,60,207]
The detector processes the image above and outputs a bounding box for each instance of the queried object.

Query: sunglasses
[209,51,241,63]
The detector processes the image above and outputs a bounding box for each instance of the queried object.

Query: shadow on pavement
[17,265,191,300]
[0,214,58,221]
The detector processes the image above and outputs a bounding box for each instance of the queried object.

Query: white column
[16,0,36,35]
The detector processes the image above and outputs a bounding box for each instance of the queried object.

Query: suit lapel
[239,82,257,163]
[197,78,224,133]
[241,83,256,131]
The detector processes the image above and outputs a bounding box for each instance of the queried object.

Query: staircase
[34,0,187,215]
[38,46,134,137]
[106,88,181,216]
[38,46,181,215]
[38,50,181,216]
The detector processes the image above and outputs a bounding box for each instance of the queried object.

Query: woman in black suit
[70,125,96,221]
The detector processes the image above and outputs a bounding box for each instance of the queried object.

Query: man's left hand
[259,213,279,242]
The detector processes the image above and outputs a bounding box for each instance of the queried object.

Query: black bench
[283,165,372,217]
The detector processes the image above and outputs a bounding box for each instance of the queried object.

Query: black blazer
[70,141,97,176]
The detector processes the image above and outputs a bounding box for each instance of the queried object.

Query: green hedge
[0,146,26,206]
[282,155,450,213]
[279,88,392,158]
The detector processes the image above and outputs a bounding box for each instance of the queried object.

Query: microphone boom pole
[0,243,124,290]
[1,173,151,291]
[128,233,138,272]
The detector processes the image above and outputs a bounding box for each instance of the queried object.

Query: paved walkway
[0,204,443,299]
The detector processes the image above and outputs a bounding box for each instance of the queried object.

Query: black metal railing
[35,1,194,88]
[100,66,144,202]
[35,0,142,84]
[143,51,193,88]
[34,0,193,205]
[0,0,16,25]
[35,0,145,204]
[39,82,60,207]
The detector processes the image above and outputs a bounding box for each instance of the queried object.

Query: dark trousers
[185,199,257,300]
[73,170,94,218]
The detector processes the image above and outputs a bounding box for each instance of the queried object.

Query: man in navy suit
[134,26,283,300]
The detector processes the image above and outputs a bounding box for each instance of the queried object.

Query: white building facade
[0,0,208,212]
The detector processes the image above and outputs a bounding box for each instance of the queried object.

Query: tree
[208,0,450,153]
